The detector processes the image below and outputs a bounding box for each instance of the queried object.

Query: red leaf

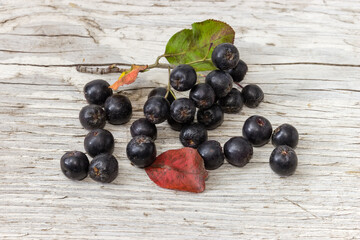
[109,65,148,90]
[145,147,208,193]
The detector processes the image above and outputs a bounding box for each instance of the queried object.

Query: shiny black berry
[211,43,240,71]
[89,153,118,183]
[218,88,243,113]
[189,83,215,109]
[242,84,264,108]
[60,151,89,180]
[126,135,157,168]
[179,123,208,148]
[226,59,248,82]
[269,145,298,176]
[84,79,113,106]
[130,118,157,140]
[104,94,132,125]
[272,124,299,149]
[205,70,233,98]
[148,87,175,105]
[197,140,224,170]
[143,96,170,124]
[224,137,253,167]
[170,98,196,124]
[242,115,272,147]
[170,64,197,91]
[84,129,114,158]
[197,103,224,130]
[79,104,106,130]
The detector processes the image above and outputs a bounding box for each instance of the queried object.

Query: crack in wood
[283,197,322,219]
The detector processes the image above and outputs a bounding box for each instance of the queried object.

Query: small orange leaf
[109,65,148,90]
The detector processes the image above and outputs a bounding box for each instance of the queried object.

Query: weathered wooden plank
[0,0,360,239]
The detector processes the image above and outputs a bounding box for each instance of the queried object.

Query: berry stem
[234,82,244,89]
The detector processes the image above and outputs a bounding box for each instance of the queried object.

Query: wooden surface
[1,0,360,239]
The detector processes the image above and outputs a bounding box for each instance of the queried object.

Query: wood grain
[0,0,359,239]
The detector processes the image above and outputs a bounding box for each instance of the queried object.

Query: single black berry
[60,151,89,180]
[197,140,224,170]
[242,84,264,108]
[197,103,224,130]
[226,59,248,82]
[104,94,132,125]
[126,135,157,168]
[272,124,299,149]
[167,115,187,131]
[205,70,233,98]
[84,129,114,158]
[224,137,253,167]
[89,153,118,183]
[218,88,243,113]
[242,115,272,147]
[211,43,240,71]
[143,96,170,124]
[269,145,298,176]
[179,123,208,148]
[79,104,106,130]
[148,87,175,105]
[189,83,215,109]
[130,118,157,140]
[84,79,113,106]
[170,64,197,91]
[170,98,196,124]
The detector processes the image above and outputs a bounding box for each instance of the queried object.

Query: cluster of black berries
[60,80,133,183]
[128,43,299,176]
[61,42,300,184]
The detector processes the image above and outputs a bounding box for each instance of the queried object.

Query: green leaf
[165,19,235,71]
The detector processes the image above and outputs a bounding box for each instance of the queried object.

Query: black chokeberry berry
[242,115,272,147]
[189,83,215,109]
[126,135,157,168]
[272,124,299,149]
[89,153,118,183]
[205,70,233,98]
[143,96,170,124]
[226,59,248,82]
[170,64,197,91]
[197,140,224,170]
[224,137,253,167]
[269,145,298,176]
[84,129,114,158]
[170,98,196,124]
[148,87,175,105]
[84,79,113,106]
[197,103,224,130]
[179,123,208,148]
[218,88,243,113]
[130,118,157,140]
[104,94,132,125]
[60,151,89,180]
[211,43,240,71]
[242,84,264,108]
[79,104,106,130]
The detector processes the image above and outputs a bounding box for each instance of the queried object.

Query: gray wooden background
[1,0,359,239]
